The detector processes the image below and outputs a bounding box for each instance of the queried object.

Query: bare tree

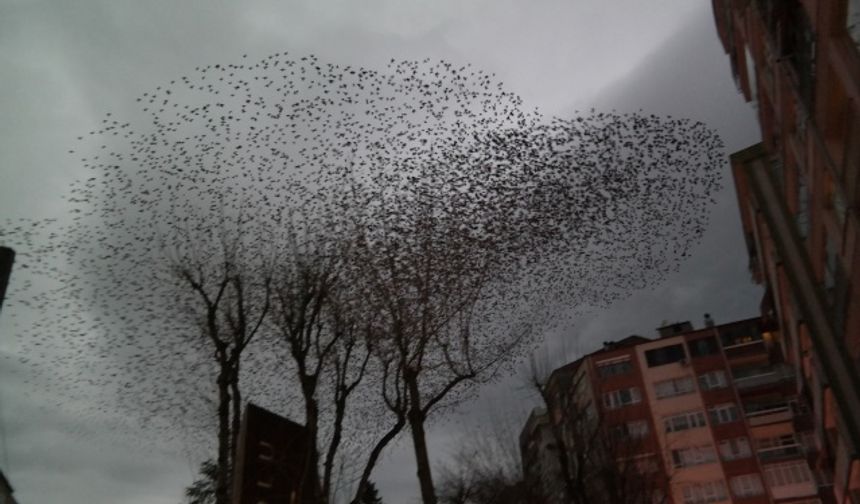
[267,219,374,504]
[527,355,671,504]
[436,414,546,504]
[341,172,534,504]
[162,219,273,504]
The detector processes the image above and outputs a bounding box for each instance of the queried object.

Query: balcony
[745,401,793,426]
[717,319,763,348]
[723,338,768,359]
[757,443,803,462]
[732,363,796,391]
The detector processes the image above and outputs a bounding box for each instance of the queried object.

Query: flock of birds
[0,52,724,462]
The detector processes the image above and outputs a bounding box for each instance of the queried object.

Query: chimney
[704,313,715,328]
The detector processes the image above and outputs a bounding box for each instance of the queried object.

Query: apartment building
[520,407,566,503]
[520,318,821,503]
[711,1,860,501]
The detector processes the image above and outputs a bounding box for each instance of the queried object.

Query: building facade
[521,318,822,503]
[520,407,566,503]
[712,1,860,501]
[231,403,318,504]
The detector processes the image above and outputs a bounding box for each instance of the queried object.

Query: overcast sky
[0,1,762,503]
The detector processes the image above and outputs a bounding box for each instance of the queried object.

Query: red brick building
[231,403,318,504]
[712,1,860,501]
[521,318,821,503]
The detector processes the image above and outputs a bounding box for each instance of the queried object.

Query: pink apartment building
[521,317,822,503]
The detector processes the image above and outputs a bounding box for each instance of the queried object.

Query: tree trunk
[301,380,322,503]
[406,372,437,504]
[229,364,241,477]
[322,392,346,501]
[351,416,406,504]
[216,366,232,504]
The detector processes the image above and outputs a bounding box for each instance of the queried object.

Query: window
[698,370,728,390]
[708,404,740,425]
[744,44,757,103]
[603,387,641,409]
[654,376,695,399]
[688,336,719,357]
[671,445,717,468]
[756,434,798,450]
[719,437,752,461]
[633,454,660,474]
[609,420,650,441]
[645,344,687,367]
[597,358,633,378]
[611,419,650,440]
[681,480,728,504]
[258,441,275,461]
[730,474,765,498]
[665,411,707,433]
[627,420,649,439]
[764,460,814,487]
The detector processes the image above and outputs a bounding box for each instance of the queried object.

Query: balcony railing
[757,443,803,461]
[733,363,796,390]
[723,339,768,359]
[745,402,794,426]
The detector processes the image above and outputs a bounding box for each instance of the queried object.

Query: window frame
[719,437,752,461]
[603,387,642,410]
[730,473,765,498]
[645,343,687,367]
[654,376,696,399]
[681,480,728,504]
[596,358,634,378]
[665,410,708,433]
[698,370,728,390]
[764,460,814,487]
[708,403,740,425]
[671,444,718,468]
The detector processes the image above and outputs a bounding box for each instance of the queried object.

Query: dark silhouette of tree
[164,222,273,504]
[267,223,373,504]
[358,480,384,504]
[185,459,218,504]
[436,417,546,504]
